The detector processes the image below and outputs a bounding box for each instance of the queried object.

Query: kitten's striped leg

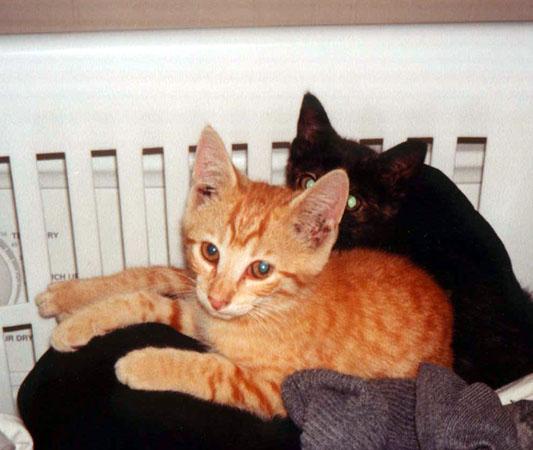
[115,348,285,418]
[36,267,194,320]
[50,290,197,352]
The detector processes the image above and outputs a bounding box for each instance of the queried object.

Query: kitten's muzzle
[208,296,229,311]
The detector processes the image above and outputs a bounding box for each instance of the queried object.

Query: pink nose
[208,296,228,311]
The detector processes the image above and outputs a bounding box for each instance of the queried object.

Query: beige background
[1,1,532,35]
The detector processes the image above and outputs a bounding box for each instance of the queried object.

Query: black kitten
[287,93,533,388]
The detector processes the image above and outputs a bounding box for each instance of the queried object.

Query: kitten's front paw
[115,349,158,390]
[36,280,80,320]
[50,315,101,352]
[35,289,61,318]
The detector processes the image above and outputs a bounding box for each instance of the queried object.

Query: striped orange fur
[37,126,452,418]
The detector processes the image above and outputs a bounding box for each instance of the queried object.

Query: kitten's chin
[206,309,241,320]
[202,303,252,320]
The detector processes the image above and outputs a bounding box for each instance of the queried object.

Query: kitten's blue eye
[201,242,219,263]
[305,178,315,189]
[347,195,357,210]
[249,260,273,279]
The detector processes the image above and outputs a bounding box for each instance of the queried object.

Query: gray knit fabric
[507,400,533,450]
[282,363,530,450]
[416,364,521,450]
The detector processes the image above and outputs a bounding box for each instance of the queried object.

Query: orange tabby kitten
[36,126,452,418]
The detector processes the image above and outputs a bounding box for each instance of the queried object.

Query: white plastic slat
[163,141,191,268]
[0,307,44,414]
[0,333,14,414]
[0,302,41,327]
[0,303,52,390]
[8,151,50,300]
[0,304,52,376]
[382,134,407,152]
[480,126,533,286]
[247,131,273,182]
[0,152,55,410]
[430,134,459,180]
[1,303,48,364]
[65,149,102,277]
[116,146,150,267]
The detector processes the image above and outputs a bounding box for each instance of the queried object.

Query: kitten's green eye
[249,260,273,279]
[299,174,316,190]
[201,242,219,263]
[347,195,357,210]
[305,178,315,189]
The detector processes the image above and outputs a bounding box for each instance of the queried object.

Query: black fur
[287,93,533,388]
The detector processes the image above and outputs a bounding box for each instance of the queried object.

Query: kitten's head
[183,126,349,319]
[286,93,427,248]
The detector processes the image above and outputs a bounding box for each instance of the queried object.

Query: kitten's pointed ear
[296,93,334,145]
[191,126,237,205]
[378,141,427,188]
[290,169,349,249]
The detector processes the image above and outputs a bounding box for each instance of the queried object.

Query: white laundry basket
[1,23,532,415]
